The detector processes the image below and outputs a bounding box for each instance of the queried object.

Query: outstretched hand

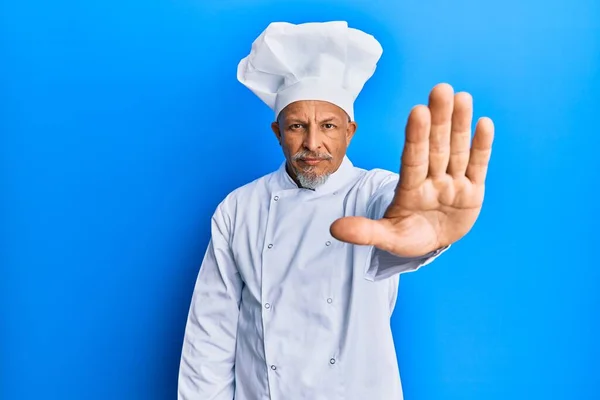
[330,83,494,257]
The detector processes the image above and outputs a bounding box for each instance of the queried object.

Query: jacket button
[270,365,277,370]
[330,358,336,365]
[327,298,333,304]
[274,196,279,201]
[264,303,271,309]
[268,244,273,249]
[325,241,331,246]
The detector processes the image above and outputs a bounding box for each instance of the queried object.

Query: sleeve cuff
[364,245,450,282]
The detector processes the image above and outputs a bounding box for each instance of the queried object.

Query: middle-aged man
[178,21,494,400]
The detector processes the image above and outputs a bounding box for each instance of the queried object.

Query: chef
[178,21,494,400]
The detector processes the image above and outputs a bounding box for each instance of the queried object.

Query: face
[271,100,357,190]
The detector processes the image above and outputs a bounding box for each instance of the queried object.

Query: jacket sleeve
[364,178,450,282]
[178,203,243,400]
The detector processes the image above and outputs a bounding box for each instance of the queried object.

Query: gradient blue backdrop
[2,0,599,399]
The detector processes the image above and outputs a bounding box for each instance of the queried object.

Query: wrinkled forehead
[278,100,350,123]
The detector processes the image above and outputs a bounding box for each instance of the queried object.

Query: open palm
[330,83,495,257]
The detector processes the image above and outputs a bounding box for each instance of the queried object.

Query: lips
[300,158,324,165]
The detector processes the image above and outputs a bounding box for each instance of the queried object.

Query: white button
[330,358,336,365]
[325,241,331,246]
[268,244,273,249]
[270,365,277,370]
[327,298,333,304]
[274,196,279,201]
[265,303,271,309]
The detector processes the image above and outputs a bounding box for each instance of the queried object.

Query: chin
[298,165,328,176]
[297,171,331,189]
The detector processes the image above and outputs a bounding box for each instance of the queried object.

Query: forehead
[281,100,346,121]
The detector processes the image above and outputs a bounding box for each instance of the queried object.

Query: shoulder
[355,166,399,195]
[212,170,276,225]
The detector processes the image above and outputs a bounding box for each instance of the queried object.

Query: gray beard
[293,166,331,190]
[289,149,333,190]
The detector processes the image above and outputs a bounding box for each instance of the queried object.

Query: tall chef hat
[236,21,383,121]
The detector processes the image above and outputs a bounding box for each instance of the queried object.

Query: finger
[466,117,494,185]
[330,216,390,247]
[400,105,430,190]
[428,83,455,178]
[447,92,473,177]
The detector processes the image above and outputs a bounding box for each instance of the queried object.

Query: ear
[271,121,282,145]
[346,121,357,145]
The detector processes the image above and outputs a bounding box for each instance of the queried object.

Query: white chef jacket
[178,156,449,400]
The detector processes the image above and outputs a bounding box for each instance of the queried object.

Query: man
[178,21,494,400]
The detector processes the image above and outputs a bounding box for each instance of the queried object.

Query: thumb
[330,216,391,247]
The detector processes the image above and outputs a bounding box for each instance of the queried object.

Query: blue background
[2,0,599,399]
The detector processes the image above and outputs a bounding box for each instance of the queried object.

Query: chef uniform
[178,21,449,400]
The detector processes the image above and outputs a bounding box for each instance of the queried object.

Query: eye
[289,124,303,130]
[323,123,336,129]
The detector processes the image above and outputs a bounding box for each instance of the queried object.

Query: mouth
[299,158,326,166]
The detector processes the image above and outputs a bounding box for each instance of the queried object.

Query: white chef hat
[236,21,383,121]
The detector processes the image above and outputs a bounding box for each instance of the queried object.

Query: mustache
[291,150,333,161]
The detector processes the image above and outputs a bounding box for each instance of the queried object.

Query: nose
[302,125,321,151]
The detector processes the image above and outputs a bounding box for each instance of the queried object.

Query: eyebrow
[285,118,307,124]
